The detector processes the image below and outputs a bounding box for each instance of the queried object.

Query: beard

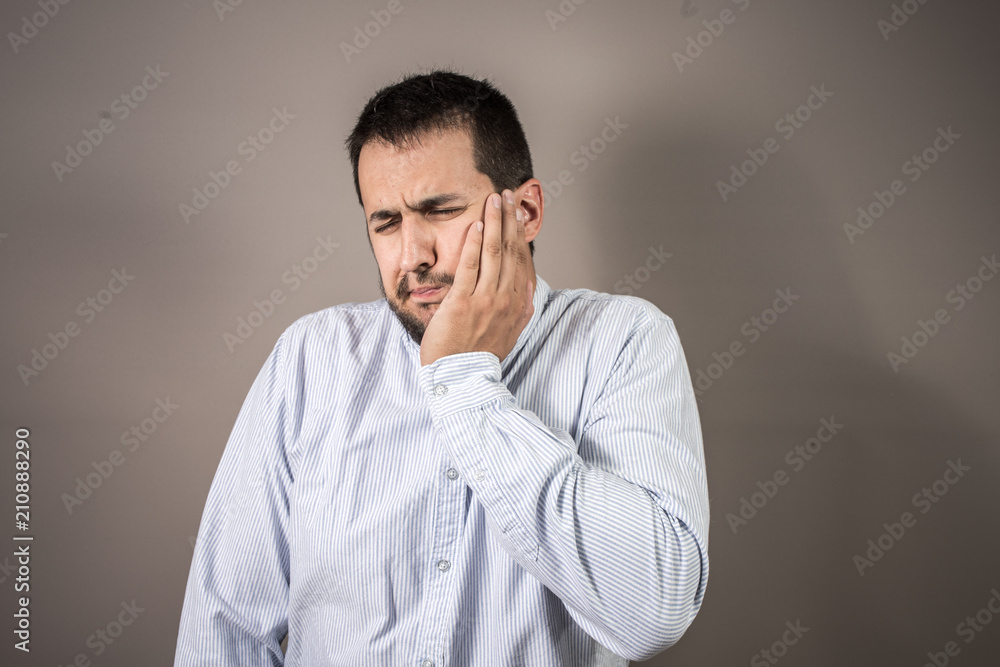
[379,269,454,345]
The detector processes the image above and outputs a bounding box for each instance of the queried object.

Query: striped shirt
[174,275,710,667]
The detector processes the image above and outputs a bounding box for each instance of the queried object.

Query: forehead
[358,127,490,211]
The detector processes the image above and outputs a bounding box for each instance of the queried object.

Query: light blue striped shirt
[174,275,709,666]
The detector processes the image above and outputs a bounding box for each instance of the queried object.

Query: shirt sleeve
[174,334,293,667]
[417,311,709,662]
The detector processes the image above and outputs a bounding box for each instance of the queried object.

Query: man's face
[358,127,496,343]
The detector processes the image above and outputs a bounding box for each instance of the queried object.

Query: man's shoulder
[276,296,393,349]
[543,281,675,334]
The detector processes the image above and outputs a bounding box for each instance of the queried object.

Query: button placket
[418,455,466,665]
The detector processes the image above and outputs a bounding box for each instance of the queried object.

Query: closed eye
[372,207,466,234]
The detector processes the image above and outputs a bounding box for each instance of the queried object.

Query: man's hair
[346,69,535,255]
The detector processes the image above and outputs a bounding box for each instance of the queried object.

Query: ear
[514,179,544,243]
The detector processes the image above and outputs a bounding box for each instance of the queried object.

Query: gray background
[2,0,999,665]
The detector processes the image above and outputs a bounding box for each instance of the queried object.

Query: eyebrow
[367,193,466,226]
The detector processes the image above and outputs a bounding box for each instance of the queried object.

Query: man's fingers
[451,219,483,297]
[497,189,525,294]
[477,192,503,293]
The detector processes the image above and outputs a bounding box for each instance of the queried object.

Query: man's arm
[417,187,708,659]
[174,334,293,667]
[418,309,709,662]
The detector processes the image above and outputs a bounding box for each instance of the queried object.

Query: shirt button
[446,468,458,480]
[421,660,434,667]
[433,384,448,396]
[437,559,451,572]
[474,469,486,481]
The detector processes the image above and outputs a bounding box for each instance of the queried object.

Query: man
[174,70,709,666]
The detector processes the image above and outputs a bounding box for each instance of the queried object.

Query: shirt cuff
[418,351,510,418]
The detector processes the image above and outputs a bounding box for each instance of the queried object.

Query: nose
[398,216,436,275]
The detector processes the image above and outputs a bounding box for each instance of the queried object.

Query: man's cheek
[458,216,481,250]
[459,222,473,249]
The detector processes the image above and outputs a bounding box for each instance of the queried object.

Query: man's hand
[420,189,535,366]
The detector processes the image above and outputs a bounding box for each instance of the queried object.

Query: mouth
[408,286,446,303]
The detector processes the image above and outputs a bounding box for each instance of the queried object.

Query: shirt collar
[398,274,551,369]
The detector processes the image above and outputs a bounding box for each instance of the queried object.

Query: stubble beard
[379,269,454,345]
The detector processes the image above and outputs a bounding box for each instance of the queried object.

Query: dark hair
[346,69,535,255]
